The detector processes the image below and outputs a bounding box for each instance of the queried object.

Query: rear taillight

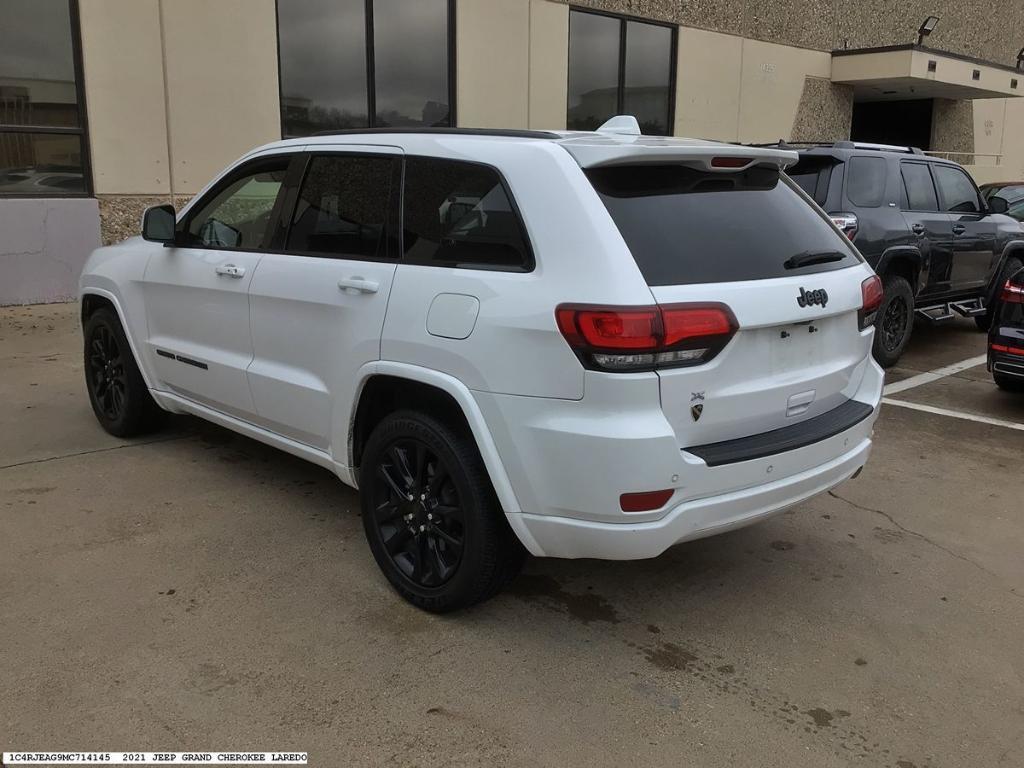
[555,303,737,372]
[991,342,1024,356]
[1000,279,1024,304]
[859,275,883,330]
[830,212,859,240]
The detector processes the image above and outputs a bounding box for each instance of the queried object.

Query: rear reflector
[991,342,1024,356]
[710,156,753,168]
[620,489,674,512]
[1000,279,1024,304]
[859,275,883,330]
[556,303,737,372]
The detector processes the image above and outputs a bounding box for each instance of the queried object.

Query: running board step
[915,298,986,323]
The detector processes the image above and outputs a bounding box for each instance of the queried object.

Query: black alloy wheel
[359,411,525,612]
[82,307,165,437]
[371,438,465,588]
[87,323,128,421]
[880,294,909,353]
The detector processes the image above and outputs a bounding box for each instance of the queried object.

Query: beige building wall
[78,0,170,196]
[971,98,1024,184]
[78,0,280,244]
[455,0,568,131]
[159,0,281,195]
[456,0,531,129]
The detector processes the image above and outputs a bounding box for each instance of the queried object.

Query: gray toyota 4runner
[782,142,1024,367]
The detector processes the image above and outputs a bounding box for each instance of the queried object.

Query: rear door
[143,154,291,420]
[245,147,402,453]
[933,163,997,292]
[898,160,954,297]
[585,162,869,448]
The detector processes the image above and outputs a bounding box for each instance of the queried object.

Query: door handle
[911,224,925,236]
[338,276,380,295]
[214,264,245,278]
[952,224,966,235]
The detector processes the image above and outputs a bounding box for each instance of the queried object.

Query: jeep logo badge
[797,287,828,308]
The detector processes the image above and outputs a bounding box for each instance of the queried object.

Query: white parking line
[883,354,988,396]
[882,397,1024,432]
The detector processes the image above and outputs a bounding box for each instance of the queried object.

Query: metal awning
[832,45,1022,101]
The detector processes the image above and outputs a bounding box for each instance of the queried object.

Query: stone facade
[555,0,1024,64]
[930,99,976,163]
[97,195,193,246]
[790,77,854,143]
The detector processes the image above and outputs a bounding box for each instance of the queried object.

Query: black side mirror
[988,195,1009,215]
[142,204,177,243]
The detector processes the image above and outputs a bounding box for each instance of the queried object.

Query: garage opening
[850,99,934,150]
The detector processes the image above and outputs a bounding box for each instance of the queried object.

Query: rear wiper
[784,250,846,270]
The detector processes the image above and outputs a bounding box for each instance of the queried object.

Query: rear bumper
[478,356,883,560]
[505,421,872,560]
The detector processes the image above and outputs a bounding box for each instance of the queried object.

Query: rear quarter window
[586,164,862,286]
[846,156,888,207]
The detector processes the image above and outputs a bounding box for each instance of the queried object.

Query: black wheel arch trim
[874,246,924,296]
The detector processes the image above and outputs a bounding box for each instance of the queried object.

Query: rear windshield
[586,164,861,286]
[785,157,835,206]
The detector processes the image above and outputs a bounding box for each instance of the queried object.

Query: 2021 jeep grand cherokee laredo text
[784,142,1024,367]
[80,120,884,612]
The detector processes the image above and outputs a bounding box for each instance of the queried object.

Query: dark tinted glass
[587,165,861,286]
[567,11,619,131]
[0,132,85,194]
[402,157,530,270]
[933,165,981,213]
[786,158,834,206]
[184,159,289,249]
[846,156,887,207]
[373,0,451,127]
[277,0,368,136]
[288,155,397,258]
[623,21,672,136]
[900,162,938,211]
[0,0,79,128]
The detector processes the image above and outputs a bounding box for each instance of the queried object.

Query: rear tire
[83,308,166,437]
[872,274,914,368]
[359,410,525,613]
[976,256,1022,331]
[994,373,1024,392]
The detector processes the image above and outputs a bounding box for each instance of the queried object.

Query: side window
[846,156,887,207]
[933,165,981,214]
[401,157,532,270]
[286,154,398,258]
[183,158,289,249]
[900,162,939,212]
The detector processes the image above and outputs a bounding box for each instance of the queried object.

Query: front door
[143,154,291,420]
[246,149,402,454]
[933,163,997,293]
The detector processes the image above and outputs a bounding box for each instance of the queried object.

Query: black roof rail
[745,140,855,149]
[310,127,562,140]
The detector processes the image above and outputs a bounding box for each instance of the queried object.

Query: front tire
[83,307,165,437]
[359,411,524,612]
[872,274,915,368]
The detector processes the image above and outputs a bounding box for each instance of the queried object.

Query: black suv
[988,265,1024,391]
[778,141,1024,366]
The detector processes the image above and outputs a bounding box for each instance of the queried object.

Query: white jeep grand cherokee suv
[79,118,884,612]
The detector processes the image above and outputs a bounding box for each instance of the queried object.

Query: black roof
[311,127,562,140]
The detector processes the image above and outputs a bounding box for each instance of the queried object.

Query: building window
[277,0,454,138]
[0,0,90,196]
[567,9,675,136]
